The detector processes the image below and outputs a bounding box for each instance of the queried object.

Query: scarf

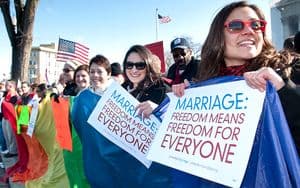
[219,63,247,76]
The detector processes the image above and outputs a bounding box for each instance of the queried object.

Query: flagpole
[155,8,158,41]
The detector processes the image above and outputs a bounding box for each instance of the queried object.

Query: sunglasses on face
[63,68,74,73]
[224,19,267,33]
[125,62,147,70]
[173,52,187,59]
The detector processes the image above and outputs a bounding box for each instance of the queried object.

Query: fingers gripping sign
[244,67,285,92]
[136,100,158,118]
[172,79,190,97]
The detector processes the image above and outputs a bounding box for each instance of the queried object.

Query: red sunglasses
[224,19,267,33]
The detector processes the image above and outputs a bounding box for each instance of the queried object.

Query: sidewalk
[0,166,8,188]
[0,154,24,188]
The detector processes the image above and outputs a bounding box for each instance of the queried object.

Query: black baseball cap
[170,38,190,52]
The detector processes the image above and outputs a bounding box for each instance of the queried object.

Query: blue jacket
[72,89,172,188]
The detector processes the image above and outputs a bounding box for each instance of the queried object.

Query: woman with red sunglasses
[169,1,299,187]
[173,0,300,155]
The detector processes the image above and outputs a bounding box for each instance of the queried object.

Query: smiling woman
[194,2,300,157]
[88,54,113,95]
[173,0,300,154]
[73,64,90,94]
[122,45,171,117]
[71,50,173,187]
[167,1,300,187]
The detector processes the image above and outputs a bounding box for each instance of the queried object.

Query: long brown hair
[196,1,293,81]
[122,45,160,90]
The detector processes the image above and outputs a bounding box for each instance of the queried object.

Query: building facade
[271,0,300,49]
[29,43,64,84]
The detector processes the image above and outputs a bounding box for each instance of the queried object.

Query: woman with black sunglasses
[113,45,172,186]
[71,48,172,187]
[122,45,170,117]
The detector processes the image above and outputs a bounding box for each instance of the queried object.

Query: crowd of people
[0,1,299,187]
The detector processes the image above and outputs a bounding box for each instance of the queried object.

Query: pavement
[0,154,24,188]
[0,166,8,188]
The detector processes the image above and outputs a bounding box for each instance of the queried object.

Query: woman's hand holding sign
[136,100,158,118]
[243,67,285,92]
[172,79,190,97]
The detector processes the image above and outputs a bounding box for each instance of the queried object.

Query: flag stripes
[56,38,89,65]
[158,14,171,24]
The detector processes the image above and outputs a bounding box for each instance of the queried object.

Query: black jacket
[122,79,170,104]
[167,57,200,85]
[63,81,77,96]
[278,81,300,156]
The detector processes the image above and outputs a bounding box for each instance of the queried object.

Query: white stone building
[271,0,300,49]
[29,43,64,84]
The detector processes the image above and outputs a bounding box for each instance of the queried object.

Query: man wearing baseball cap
[167,37,200,85]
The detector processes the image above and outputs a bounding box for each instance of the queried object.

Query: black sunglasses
[63,68,74,73]
[224,19,267,33]
[125,62,147,70]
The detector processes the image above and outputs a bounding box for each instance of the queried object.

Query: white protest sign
[0,97,4,113]
[147,80,265,187]
[27,98,39,137]
[87,81,160,168]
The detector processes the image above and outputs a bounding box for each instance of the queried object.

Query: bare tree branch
[0,0,16,46]
[0,0,39,80]
[23,0,38,35]
[14,0,24,30]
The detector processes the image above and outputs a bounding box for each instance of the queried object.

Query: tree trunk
[11,44,21,80]
[11,35,32,81]
[1,0,39,81]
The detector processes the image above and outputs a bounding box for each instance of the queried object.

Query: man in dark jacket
[62,61,78,96]
[167,37,200,85]
[291,31,300,87]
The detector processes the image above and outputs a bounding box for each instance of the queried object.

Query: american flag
[56,38,89,65]
[158,14,171,24]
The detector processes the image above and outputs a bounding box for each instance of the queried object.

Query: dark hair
[21,81,30,87]
[30,83,38,91]
[122,45,159,90]
[294,31,300,53]
[196,1,292,81]
[89,55,111,74]
[37,83,47,92]
[36,83,47,101]
[111,62,123,76]
[73,64,89,83]
[283,37,294,51]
